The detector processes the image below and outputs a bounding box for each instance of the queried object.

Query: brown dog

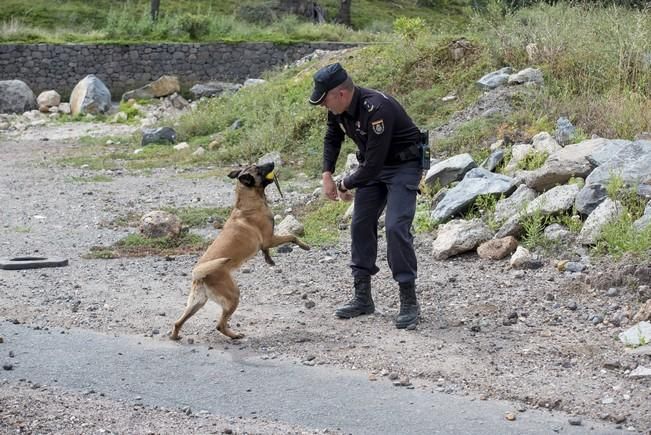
[170,162,310,340]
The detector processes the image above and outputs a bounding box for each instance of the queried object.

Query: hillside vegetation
[171,3,650,175]
[0,0,466,43]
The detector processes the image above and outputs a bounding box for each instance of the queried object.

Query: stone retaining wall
[0,42,356,98]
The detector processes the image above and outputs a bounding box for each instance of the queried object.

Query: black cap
[309,63,348,105]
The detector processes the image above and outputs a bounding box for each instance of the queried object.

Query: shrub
[393,16,427,41]
[516,150,548,170]
[178,13,210,40]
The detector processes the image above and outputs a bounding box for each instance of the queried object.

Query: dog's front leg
[262,249,276,266]
[267,234,311,251]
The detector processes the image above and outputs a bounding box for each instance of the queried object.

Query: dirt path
[0,125,649,433]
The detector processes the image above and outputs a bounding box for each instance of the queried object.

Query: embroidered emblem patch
[371,119,384,135]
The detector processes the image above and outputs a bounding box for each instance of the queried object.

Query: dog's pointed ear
[228,169,241,179]
[238,173,255,187]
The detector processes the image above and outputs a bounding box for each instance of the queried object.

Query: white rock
[173,142,190,151]
[619,321,651,347]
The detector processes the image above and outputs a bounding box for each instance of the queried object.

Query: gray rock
[141,127,177,146]
[508,67,544,86]
[432,219,493,260]
[494,185,538,223]
[633,201,651,231]
[139,210,182,238]
[480,149,504,172]
[565,262,586,273]
[476,67,513,90]
[424,153,477,188]
[575,183,608,216]
[431,168,516,223]
[189,81,241,99]
[544,223,571,242]
[554,117,575,145]
[585,140,651,187]
[586,138,631,167]
[276,215,305,237]
[522,137,603,192]
[0,79,37,113]
[578,198,623,245]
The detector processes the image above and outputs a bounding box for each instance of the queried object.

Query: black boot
[335,276,375,318]
[395,281,420,329]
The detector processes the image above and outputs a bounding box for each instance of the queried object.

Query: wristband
[336,179,348,193]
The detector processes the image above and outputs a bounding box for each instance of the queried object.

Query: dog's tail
[192,258,231,281]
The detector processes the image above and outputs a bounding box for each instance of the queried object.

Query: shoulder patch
[371,119,384,135]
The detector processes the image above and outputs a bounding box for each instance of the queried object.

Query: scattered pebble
[568,417,582,426]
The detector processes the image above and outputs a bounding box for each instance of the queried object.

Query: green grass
[58,140,235,171]
[68,174,113,183]
[516,150,548,171]
[592,174,651,259]
[463,193,501,231]
[86,232,208,259]
[414,201,437,233]
[594,215,651,259]
[297,199,350,246]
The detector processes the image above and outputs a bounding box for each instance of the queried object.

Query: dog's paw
[298,241,311,251]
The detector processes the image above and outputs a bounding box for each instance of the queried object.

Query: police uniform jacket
[322,86,420,190]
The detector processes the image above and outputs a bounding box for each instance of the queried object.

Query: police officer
[309,62,423,329]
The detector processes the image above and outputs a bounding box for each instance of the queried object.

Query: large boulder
[584,140,651,186]
[493,184,538,223]
[577,140,651,215]
[431,168,516,223]
[522,137,607,192]
[424,153,477,188]
[122,75,180,101]
[36,90,61,112]
[578,198,624,245]
[0,80,36,113]
[69,75,111,116]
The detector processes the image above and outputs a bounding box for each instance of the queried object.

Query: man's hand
[322,171,337,201]
[337,189,354,202]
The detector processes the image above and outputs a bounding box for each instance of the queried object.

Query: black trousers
[350,162,421,284]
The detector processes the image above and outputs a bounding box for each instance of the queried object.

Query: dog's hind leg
[262,249,276,266]
[214,274,244,339]
[170,281,208,340]
[267,234,311,251]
